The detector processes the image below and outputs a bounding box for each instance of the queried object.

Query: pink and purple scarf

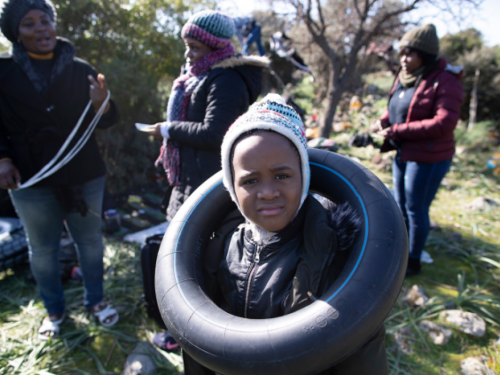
[155,42,235,186]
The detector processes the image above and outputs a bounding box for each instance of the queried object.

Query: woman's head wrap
[181,10,235,49]
[0,0,56,43]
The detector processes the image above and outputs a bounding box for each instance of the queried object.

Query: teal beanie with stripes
[181,10,235,49]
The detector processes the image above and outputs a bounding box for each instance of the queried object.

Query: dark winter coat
[165,55,267,221]
[213,197,362,318]
[183,196,388,375]
[0,48,119,187]
[380,59,464,163]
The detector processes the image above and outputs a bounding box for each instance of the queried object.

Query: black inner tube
[156,149,408,375]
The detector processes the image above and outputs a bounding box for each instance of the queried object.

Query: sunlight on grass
[1,115,499,374]
[327,106,500,374]
[0,240,183,374]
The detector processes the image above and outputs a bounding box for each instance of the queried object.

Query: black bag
[140,233,166,329]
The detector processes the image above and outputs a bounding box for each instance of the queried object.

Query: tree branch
[315,0,326,35]
[353,0,363,20]
[291,0,338,62]
[360,0,423,46]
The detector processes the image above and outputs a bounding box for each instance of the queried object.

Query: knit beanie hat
[181,10,235,49]
[400,24,439,55]
[0,0,56,43]
[221,94,310,217]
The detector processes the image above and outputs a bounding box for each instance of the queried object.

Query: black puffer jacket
[185,196,388,375]
[212,196,362,318]
[165,55,267,221]
[0,42,119,187]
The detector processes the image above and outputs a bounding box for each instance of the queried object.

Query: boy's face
[232,131,302,232]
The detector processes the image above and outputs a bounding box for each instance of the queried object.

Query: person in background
[146,9,267,351]
[0,0,120,340]
[232,16,251,49]
[372,24,464,276]
[242,19,265,56]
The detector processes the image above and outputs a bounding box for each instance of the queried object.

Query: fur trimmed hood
[212,55,270,70]
[210,55,267,104]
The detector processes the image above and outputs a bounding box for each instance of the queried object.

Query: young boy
[184,94,388,374]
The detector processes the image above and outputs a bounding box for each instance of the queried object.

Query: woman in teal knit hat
[145,9,269,351]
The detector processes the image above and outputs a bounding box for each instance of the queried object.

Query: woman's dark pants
[10,177,105,315]
[392,151,452,260]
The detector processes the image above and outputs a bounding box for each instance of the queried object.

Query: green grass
[334,117,500,374]
[0,240,183,374]
[1,116,499,373]
[364,71,396,93]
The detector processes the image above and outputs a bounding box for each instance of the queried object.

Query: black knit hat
[0,0,56,43]
[400,24,439,55]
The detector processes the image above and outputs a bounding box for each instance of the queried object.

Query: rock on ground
[371,153,392,171]
[393,327,414,355]
[402,285,429,308]
[465,197,498,211]
[440,310,486,337]
[122,342,157,375]
[461,357,496,375]
[418,320,452,345]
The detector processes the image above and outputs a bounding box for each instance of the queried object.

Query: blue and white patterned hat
[221,94,310,211]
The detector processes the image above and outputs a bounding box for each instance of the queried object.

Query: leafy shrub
[454,120,496,147]
[440,29,500,126]
[52,0,193,193]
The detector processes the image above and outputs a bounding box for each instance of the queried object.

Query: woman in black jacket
[146,9,267,350]
[0,0,120,339]
[148,10,267,221]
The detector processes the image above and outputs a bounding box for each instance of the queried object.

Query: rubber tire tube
[0,217,28,272]
[155,149,408,375]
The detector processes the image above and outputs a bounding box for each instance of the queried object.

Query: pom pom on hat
[181,10,235,49]
[221,94,310,216]
[0,0,56,44]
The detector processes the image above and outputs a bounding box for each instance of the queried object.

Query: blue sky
[219,0,500,47]
[1,0,498,47]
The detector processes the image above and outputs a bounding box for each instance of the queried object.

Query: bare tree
[275,0,481,137]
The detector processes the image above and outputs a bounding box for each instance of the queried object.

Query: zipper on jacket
[244,245,262,318]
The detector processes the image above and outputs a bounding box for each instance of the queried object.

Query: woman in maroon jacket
[374,24,464,276]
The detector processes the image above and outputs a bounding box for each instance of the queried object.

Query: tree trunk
[467,69,480,132]
[320,67,343,138]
